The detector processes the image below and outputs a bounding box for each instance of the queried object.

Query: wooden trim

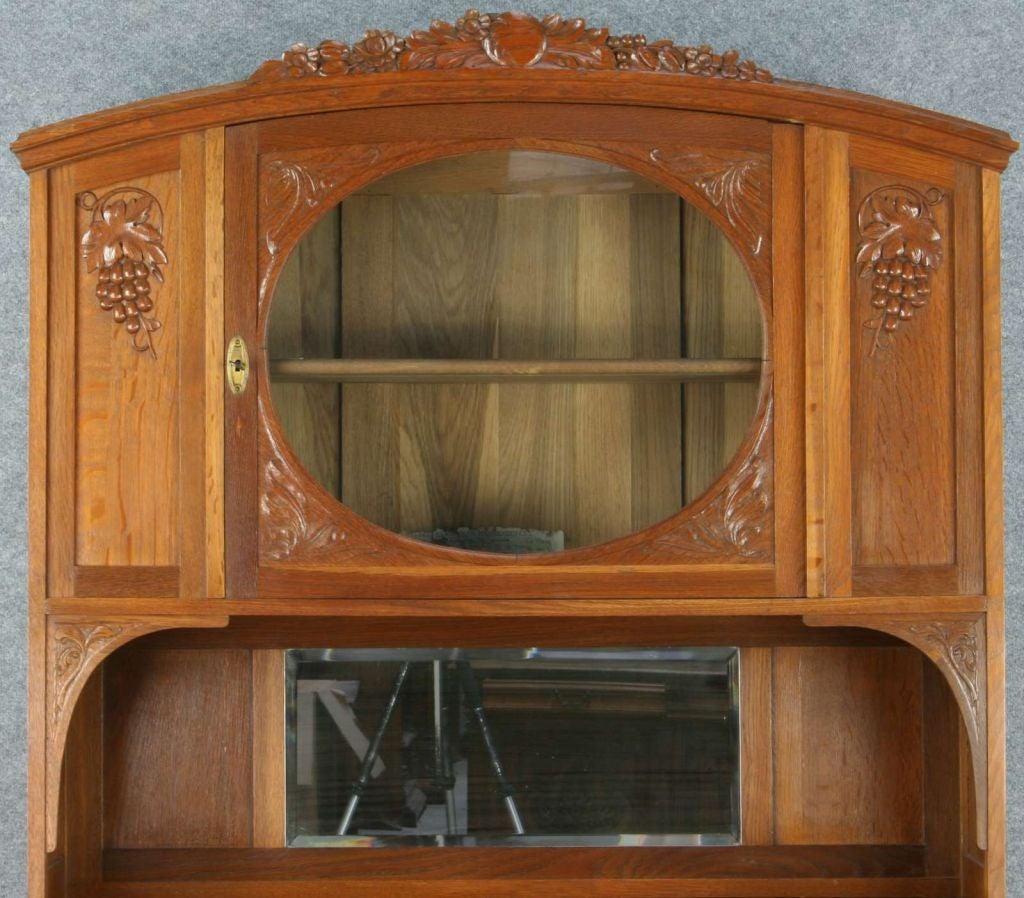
[804,127,851,597]
[984,601,1006,898]
[770,123,806,597]
[46,594,991,618]
[739,647,773,844]
[802,612,987,849]
[72,566,179,598]
[10,68,1016,173]
[981,169,1004,599]
[27,169,48,898]
[953,162,985,595]
[224,124,259,597]
[204,127,226,597]
[48,163,77,597]
[45,616,229,853]
[102,845,931,882]
[178,132,208,597]
[267,357,763,383]
[64,672,102,890]
[251,650,286,847]
[80,875,963,898]
[851,565,960,597]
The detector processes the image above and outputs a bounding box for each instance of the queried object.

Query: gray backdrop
[0,1,1020,894]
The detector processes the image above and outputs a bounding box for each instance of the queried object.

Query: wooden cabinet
[11,10,1016,898]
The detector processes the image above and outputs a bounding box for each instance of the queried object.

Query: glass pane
[286,648,740,846]
[267,150,763,553]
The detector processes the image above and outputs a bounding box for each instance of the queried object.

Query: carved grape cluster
[856,186,944,356]
[868,257,930,331]
[79,188,166,358]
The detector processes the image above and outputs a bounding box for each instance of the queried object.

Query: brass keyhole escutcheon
[226,335,249,395]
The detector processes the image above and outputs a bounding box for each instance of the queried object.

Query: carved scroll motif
[654,399,772,561]
[259,148,388,315]
[802,613,988,849]
[649,148,770,257]
[45,617,228,852]
[251,10,773,82]
[856,185,945,357]
[78,187,167,358]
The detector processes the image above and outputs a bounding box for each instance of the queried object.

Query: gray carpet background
[0,1,1020,894]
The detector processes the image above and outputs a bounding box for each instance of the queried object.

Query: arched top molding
[10,9,1017,172]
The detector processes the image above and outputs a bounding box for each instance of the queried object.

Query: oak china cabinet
[11,10,1017,898]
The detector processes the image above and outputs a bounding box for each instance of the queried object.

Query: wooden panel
[850,167,954,567]
[75,167,181,568]
[739,647,773,845]
[328,188,691,549]
[339,195,400,532]
[629,193,685,531]
[848,141,987,597]
[922,662,961,876]
[803,127,851,597]
[774,647,924,844]
[683,205,760,503]
[572,194,634,546]
[493,194,576,538]
[44,133,221,597]
[252,651,286,848]
[63,673,102,891]
[104,649,253,848]
[267,208,341,494]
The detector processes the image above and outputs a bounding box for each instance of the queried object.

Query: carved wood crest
[252,11,772,83]
[78,187,167,358]
[856,185,945,357]
[45,616,228,852]
[803,612,988,849]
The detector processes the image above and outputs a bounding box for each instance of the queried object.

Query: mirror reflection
[286,648,740,846]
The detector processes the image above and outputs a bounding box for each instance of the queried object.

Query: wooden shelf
[267,358,764,384]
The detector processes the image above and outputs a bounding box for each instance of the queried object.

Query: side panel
[847,138,984,596]
[47,133,222,598]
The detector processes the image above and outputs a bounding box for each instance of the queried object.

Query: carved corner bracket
[803,612,988,849]
[45,616,228,852]
[649,148,770,259]
[251,10,773,83]
[78,187,168,359]
[856,185,945,357]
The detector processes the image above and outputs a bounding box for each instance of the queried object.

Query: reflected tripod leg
[337,661,411,835]
[457,661,525,835]
[433,660,458,834]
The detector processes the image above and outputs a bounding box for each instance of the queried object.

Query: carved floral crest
[856,185,944,357]
[252,10,772,82]
[78,187,167,358]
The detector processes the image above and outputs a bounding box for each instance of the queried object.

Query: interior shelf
[267,357,764,384]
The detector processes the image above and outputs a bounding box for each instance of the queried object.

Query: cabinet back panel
[773,647,924,844]
[103,649,253,849]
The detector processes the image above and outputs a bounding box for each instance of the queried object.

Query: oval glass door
[266,150,764,554]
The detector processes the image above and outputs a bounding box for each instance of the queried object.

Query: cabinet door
[225,106,804,599]
[45,133,223,598]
